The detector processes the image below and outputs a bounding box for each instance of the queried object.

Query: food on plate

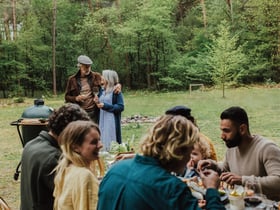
[229,185,244,197]
[244,197,262,206]
[181,176,232,205]
[192,191,204,200]
[245,189,254,196]
[218,189,226,196]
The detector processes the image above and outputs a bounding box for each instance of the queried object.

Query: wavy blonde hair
[195,134,211,159]
[140,114,199,171]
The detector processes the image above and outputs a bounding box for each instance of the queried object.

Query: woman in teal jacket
[97,115,225,210]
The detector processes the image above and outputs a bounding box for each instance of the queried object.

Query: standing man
[198,106,280,201]
[65,55,102,123]
[20,103,90,210]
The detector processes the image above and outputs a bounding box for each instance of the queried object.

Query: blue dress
[99,90,124,151]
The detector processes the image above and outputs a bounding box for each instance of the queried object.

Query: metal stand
[10,120,25,181]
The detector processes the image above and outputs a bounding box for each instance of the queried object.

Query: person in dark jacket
[97,115,225,210]
[20,103,90,210]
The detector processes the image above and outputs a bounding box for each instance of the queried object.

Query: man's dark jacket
[20,131,61,210]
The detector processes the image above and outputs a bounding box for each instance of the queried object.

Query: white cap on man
[77,55,93,65]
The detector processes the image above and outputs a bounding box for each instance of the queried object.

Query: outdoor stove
[10,99,53,180]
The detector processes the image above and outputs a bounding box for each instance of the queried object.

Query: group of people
[19,54,280,210]
[21,54,124,210]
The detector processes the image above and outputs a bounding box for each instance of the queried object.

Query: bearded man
[198,106,280,201]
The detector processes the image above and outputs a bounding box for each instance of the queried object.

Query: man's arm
[65,77,79,103]
[242,142,280,200]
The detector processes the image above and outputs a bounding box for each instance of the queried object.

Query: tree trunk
[12,0,17,40]
[52,0,57,96]
[115,0,120,8]
[226,0,233,21]
[87,0,93,12]
[3,11,11,40]
[200,0,207,28]
[125,53,131,88]
[146,48,152,88]
[95,0,101,10]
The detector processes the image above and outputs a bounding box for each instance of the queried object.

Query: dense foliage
[0,0,279,97]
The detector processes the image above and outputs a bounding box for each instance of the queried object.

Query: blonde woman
[53,120,103,210]
[97,115,225,210]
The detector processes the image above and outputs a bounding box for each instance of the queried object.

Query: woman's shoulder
[68,165,96,180]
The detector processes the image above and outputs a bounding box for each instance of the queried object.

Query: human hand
[198,199,206,208]
[76,94,86,102]
[187,159,195,169]
[113,83,122,94]
[220,172,242,186]
[197,159,219,172]
[96,102,104,108]
[199,169,220,189]
[115,153,135,161]
[93,95,99,104]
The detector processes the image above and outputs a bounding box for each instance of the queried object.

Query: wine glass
[245,180,263,196]
[92,87,100,96]
[92,87,100,104]
[244,180,267,208]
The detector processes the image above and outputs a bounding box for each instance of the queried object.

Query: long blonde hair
[53,121,100,208]
[140,114,199,171]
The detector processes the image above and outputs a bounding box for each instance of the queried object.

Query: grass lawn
[0,86,279,209]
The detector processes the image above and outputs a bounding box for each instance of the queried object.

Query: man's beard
[225,131,242,148]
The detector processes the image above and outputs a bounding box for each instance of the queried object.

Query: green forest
[0,0,279,98]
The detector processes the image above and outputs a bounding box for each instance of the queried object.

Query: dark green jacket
[20,130,61,210]
[98,154,225,210]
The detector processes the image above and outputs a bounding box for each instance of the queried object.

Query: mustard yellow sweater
[53,165,99,210]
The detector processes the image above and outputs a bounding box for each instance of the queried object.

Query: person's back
[98,156,203,210]
[98,115,225,210]
[21,131,61,210]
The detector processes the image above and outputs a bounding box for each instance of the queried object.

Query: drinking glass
[244,180,268,209]
[92,87,99,96]
[245,180,263,196]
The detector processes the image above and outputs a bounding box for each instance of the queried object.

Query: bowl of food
[244,196,262,207]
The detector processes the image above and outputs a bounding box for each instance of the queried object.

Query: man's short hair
[220,106,249,127]
[48,103,90,136]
